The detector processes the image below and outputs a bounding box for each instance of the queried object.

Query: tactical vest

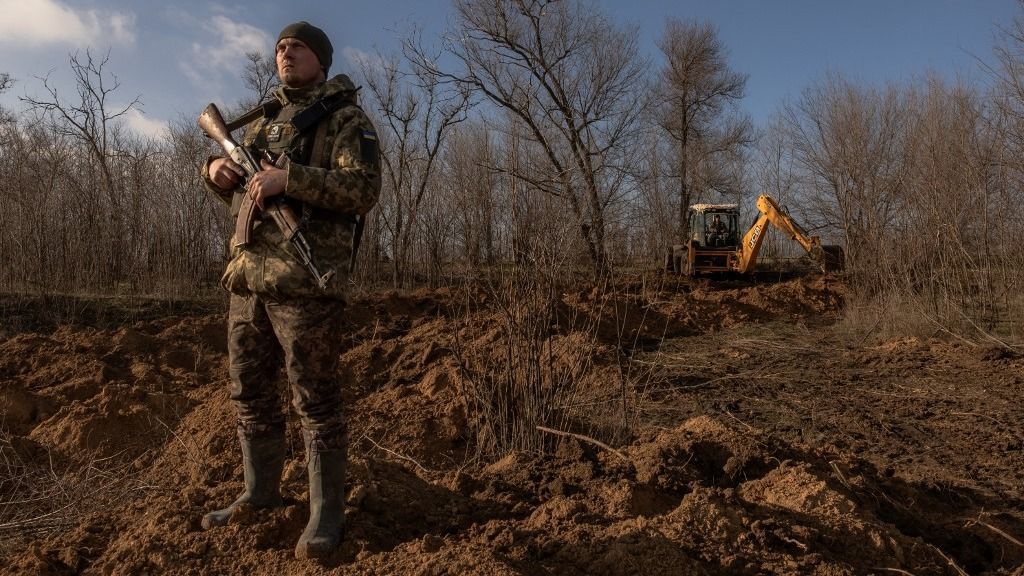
[230,89,358,221]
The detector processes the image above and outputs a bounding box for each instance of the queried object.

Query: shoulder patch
[360,130,379,167]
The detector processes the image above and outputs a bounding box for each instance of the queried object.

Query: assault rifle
[198,103,335,290]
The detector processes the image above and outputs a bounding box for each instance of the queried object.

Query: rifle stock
[198,104,237,155]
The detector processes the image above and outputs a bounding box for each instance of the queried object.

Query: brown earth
[1,274,1022,575]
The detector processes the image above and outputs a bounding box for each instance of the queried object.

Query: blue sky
[0,0,1017,138]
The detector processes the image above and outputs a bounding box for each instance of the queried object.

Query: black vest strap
[225,88,359,134]
[289,90,357,134]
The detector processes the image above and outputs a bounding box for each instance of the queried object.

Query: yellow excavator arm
[736,195,825,273]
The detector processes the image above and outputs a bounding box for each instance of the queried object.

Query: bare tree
[22,50,139,199]
[156,116,231,286]
[0,72,12,123]
[632,136,676,262]
[753,119,801,262]
[782,74,907,284]
[654,19,752,239]
[444,122,496,268]
[408,0,647,279]
[241,51,278,107]
[20,49,142,286]
[356,49,471,286]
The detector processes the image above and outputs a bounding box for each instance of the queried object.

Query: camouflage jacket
[202,74,381,301]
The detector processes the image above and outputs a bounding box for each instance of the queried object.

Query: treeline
[0,55,228,297]
[0,0,1021,340]
[767,73,1024,339]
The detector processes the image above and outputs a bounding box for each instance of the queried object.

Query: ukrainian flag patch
[360,130,379,166]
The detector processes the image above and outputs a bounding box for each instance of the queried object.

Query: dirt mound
[553,274,846,351]
[2,276,1021,575]
[0,316,224,464]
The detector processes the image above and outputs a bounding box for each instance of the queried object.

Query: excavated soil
[1,274,1022,575]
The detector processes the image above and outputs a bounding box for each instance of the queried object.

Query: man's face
[276,37,323,88]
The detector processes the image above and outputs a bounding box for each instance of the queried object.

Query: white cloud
[107,12,136,45]
[197,15,269,70]
[179,52,207,87]
[343,46,373,69]
[342,46,388,73]
[123,108,167,139]
[181,14,271,91]
[0,0,135,47]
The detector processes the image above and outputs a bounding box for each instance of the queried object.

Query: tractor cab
[667,203,742,275]
[690,203,739,249]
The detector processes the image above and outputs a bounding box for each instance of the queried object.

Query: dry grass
[0,434,154,556]
[451,265,599,459]
[449,260,664,461]
[838,279,1023,348]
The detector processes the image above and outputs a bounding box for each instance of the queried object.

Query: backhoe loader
[665,195,844,276]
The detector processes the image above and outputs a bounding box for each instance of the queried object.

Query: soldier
[707,213,728,246]
[199,21,381,560]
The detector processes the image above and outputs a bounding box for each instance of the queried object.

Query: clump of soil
[2,275,1021,575]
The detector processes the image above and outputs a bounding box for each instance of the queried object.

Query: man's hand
[247,159,287,210]
[209,157,245,190]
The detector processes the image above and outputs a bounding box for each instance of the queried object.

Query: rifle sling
[227,90,356,136]
[226,100,283,133]
[350,215,365,273]
[290,90,356,134]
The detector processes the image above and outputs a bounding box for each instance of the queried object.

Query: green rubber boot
[294,431,346,559]
[202,434,285,529]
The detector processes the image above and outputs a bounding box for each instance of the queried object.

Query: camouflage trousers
[227,294,347,449]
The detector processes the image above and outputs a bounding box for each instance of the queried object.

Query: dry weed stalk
[927,543,970,576]
[0,437,151,555]
[452,257,593,459]
[449,219,670,458]
[359,433,432,473]
[964,515,1024,549]
[535,425,630,465]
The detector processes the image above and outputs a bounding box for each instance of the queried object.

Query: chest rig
[228,89,357,217]
[247,106,306,165]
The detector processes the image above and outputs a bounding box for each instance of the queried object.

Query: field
[1,274,1022,575]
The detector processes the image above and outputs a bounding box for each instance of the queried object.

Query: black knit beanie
[277,21,333,74]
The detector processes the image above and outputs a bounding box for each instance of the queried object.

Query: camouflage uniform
[202,74,381,448]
